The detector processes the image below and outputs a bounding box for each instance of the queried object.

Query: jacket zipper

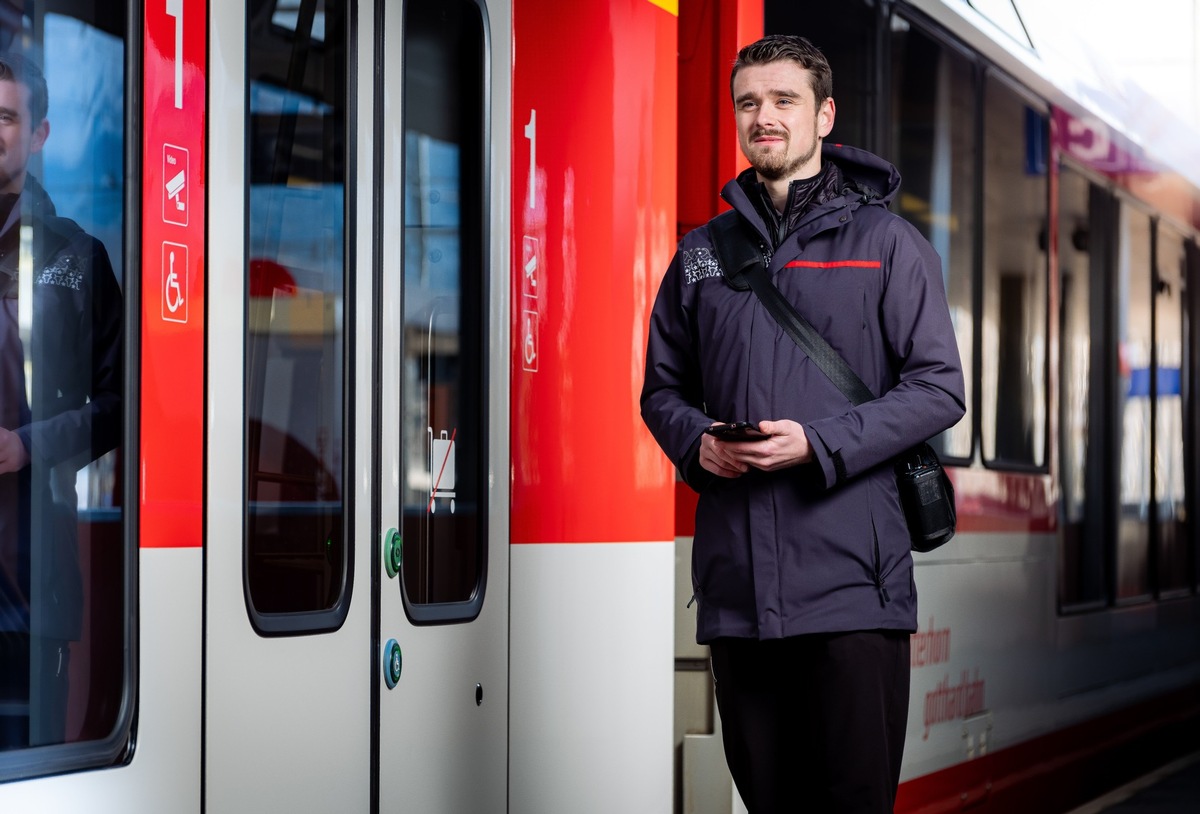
[873,527,891,607]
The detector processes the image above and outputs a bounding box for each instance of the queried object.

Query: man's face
[0,78,48,195]
[733,61,834,183]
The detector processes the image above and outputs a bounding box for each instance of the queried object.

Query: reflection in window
[0,6,127,771]
[1058,167,1108,607]
[401,1,486,617]
[889,17,974,459]
[271,0,328,40]
[1115,205,1152,601]
[981,77,1047,467]
[766,1,877,149]
[244,0,348,626]
[1155,226,1189,595]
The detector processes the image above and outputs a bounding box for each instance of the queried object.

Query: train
[0,0,1197,812]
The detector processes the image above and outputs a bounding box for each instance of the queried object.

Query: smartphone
[703,422,771,442]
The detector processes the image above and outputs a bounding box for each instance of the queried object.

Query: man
[0,52,122,749]
[641,35,964,812]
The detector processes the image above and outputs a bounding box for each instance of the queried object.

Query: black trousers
[709,631,910,814]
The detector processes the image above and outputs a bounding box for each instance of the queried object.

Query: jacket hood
[21,176,58,227]
[821,142,900,206]
[1,175,58,243]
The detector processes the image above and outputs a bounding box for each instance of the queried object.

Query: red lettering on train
[923,668,987,740]
[910,616,951,667]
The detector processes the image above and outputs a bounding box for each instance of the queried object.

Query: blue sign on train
[1127,367,1181,397]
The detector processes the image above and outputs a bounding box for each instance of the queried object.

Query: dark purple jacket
[0,177,122,640]
[641,144,965,643]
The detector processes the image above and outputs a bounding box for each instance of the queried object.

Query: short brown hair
[730,34,833,104]
[0,52,48,124]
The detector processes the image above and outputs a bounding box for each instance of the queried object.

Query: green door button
[384,528,402,578]
[383,639,403,689]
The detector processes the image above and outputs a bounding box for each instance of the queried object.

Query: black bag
[709,210,957,552]
[894,443,956,552]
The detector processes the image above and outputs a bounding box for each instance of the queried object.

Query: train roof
[910,0,1200,207]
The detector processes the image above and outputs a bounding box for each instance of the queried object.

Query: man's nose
[754,105,777,128]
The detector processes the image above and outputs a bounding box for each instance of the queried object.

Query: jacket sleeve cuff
[13,426,32,460]
[804,424,847,489]
[680,435,715,493]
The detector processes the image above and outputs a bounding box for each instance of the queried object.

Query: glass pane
[401,1,486,612]
[981,77,1048,467]
[244,0,348,621]
[1154,226,1187,593]
[766,1,877,150]
[0,7,127,758]
[1115,204,1152,601]
[1057,168,1106,606]
[889,19,974,459]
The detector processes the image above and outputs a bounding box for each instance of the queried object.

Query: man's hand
[699,423,753,478]
[699,419,813,478]
[0,427,29,474]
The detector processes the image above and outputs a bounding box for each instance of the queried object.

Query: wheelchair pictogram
[162,241,188,323]
[522,310,538,372]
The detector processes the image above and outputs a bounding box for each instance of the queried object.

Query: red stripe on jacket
[785,260,882,268]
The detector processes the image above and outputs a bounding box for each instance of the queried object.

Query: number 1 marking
[523,109,536,209]
[166,0,183,109]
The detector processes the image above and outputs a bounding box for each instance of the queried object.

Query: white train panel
[510,542,675,814]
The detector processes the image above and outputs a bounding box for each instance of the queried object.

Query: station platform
[1066,752,1200,813]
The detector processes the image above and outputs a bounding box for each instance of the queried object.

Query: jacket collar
[1,175,56,241]
[740,162,844,246]
[719,143,900,249]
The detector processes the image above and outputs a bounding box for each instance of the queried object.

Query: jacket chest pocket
[775,264,875,349]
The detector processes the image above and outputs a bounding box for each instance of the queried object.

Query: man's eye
[776,98,794,106]
[740,101,758,111]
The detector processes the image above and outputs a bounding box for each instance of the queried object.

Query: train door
[205,1,508,809]
[374,1,510,809]
[204,1,370,810]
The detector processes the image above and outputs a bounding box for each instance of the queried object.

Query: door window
[244,0,350,632]
[400,0,488,621]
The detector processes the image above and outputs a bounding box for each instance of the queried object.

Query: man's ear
[30,118,49,155]
[818,97,835,138]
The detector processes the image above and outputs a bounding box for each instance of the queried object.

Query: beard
[744,125,820,182]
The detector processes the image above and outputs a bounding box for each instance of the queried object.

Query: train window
[888,17,975,460]
[1190,239,1200,593]
[1115,203,1153,602]
[766,0,878,151]
[1056,174,1186,608]
[980,75,1048,469]
[400,1,487,620]
[243,0,350,631]
[1155,224,1189,596]
[1058,167,1112,608]
[0,3,129,777]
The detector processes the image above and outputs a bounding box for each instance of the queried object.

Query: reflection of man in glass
[0,53,122,749]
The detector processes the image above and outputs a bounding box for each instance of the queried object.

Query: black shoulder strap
[709,209,758,291]
[709,209,876,406]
